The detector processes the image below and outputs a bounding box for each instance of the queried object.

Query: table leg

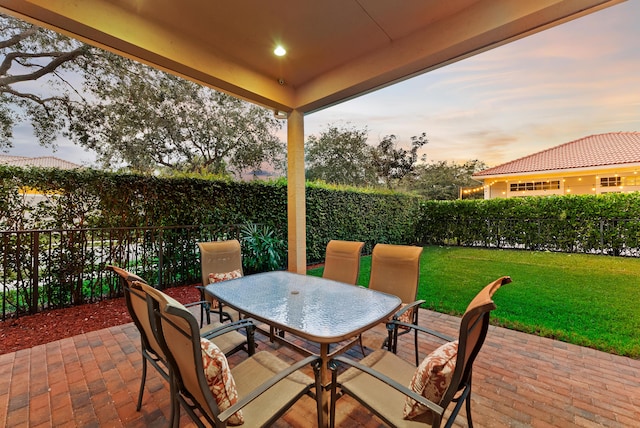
[319,343,329,428]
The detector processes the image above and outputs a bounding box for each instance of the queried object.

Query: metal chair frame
[142,280,323,427]
[330,276,512,428]
[107,265,254,416]
[369,243,424,366]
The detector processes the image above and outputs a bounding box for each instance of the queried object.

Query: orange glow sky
[6,1,640,169]
[305,1,640,168]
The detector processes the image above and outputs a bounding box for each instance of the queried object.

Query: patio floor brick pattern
[1,308,639,427]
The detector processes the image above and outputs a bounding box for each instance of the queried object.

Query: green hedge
[416,194,640,255]
[7,165,640,263]
[306,183,421,261]
[0,166,419,263]
[6,165,640,317]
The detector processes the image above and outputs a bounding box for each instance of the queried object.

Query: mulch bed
[0,285,200,355]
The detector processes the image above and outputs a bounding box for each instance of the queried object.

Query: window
[624,177,638,186]
[510,180,560,192]
[600,177,621,187]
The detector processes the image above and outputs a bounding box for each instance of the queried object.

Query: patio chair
[321,240,368,355]
[197,239,244,325]
[322,240,365,285]
[106,265,255,414]
[138,280,324,428]
[330,276,511,428]
[369,243,425,366]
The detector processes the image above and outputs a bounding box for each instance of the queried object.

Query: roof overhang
[474,162,640,181]
[0,0,625,114]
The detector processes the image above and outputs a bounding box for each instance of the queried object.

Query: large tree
[0,14,91,148]
[305,124,376,186]
[71,57,284,176]
[408,159,487,200]
[371,132,428,189]
[0,13,285,176]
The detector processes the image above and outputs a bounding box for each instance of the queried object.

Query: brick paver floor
[1,308,639,427]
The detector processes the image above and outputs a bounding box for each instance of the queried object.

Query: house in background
[472,132,640,199]
[0,155,81,170]
[0,155,82,205]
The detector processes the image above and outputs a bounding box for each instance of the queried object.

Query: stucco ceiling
[0,0,624,114]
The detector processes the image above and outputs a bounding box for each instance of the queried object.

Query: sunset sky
[6,1,640,169]
[305,0,640,168]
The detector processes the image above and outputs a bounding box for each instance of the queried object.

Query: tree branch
[0,26,38,49]
[0,47,86,86]
[2,86,68,106]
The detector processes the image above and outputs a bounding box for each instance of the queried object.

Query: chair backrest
[443,276,512,406]
[106,265,165,360]
[368,244,422,303]
[198,239,243,286]
[322,240,365,285]
[137,281,220,421]
[198,240,243,306]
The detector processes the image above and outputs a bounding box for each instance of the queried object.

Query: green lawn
[307,246,640,359]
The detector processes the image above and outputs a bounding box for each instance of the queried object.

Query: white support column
[286,110,307,273]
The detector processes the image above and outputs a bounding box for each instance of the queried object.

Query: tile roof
[473,132,640,177]
[0,155,81,169]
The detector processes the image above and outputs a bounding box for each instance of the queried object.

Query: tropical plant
[239,223,286,274]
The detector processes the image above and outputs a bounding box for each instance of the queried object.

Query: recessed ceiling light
[274,45,286,56]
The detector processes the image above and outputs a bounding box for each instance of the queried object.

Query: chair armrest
[386,319,455,343]
[392,299,426,320]
[194,285,213,301]
[200,319,255,340]
[330,355,444,416]
[218,355,321,422]
[194,285,233,324]
[194,285,209,298]
[184,300,208,309]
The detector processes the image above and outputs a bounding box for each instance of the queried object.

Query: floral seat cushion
[403,340,458,420]
[201,337,244,425]
[207,269,242,309]
[394,303,415,330]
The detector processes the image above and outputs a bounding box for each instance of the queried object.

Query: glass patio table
[204,270,401,425]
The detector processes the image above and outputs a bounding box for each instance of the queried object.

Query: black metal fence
[0,224,240,320]
[6,217,640,320]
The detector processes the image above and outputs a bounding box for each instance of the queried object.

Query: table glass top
[204,271,401,341]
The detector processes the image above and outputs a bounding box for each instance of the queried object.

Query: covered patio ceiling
[0,0,625,271]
